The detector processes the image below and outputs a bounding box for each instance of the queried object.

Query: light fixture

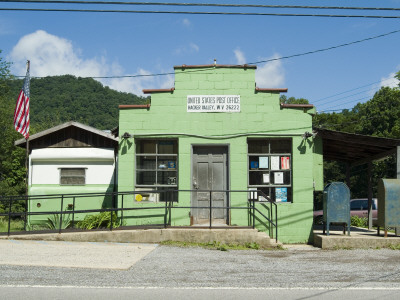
[302,131,317,139]
[302,132,313,139]
[122,132,132,139]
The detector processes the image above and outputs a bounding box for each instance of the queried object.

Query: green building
[118,64,323,244]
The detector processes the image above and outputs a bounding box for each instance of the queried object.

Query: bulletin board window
[247,139,292,202]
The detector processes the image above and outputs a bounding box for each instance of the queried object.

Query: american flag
[14,64,30,139]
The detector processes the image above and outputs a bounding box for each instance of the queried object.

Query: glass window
[247,139,292,203]
[350,200,361,210]
[60,168,85,185]
[135,139,178,202]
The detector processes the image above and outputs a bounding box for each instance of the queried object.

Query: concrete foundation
[0,228,281,248]
[314,226,400,249]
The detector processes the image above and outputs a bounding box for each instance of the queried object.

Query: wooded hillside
[8,75,147,131]
[0,61,146,197]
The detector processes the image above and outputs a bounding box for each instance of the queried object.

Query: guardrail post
[59,195,64,234]
[7,196,12,236]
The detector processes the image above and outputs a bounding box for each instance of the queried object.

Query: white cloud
[9,30,172,96]
[182,18,191,27]
[9,30,106,78]
[255,54,285,88]
[380,70,399,88]
[174,42,200,55]
[234,48,246,65]
[189,43,199,52]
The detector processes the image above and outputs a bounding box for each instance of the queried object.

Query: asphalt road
[0,240,399,299]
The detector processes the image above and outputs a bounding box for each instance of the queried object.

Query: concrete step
[1,228,281,248]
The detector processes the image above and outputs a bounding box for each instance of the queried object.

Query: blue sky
[1,0,400,112]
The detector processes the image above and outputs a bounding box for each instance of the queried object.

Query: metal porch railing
[0,189,278,242]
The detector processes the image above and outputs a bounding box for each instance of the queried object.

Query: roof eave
[14,121,118,147]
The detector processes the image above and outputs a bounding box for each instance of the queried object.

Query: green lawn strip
[0,217,24,232]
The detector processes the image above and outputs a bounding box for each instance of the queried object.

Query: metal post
[110,209,113,231]
[346,163,351,196]
[275,203,278,243]
[110,192,114,231]
[24,137,29,231]
[59,195,64,234]
[269,202,272,237]
[367,161,373,230]
[24,194,28,232]
[252,200,255,229]
[164,193,168,228]
[396,146,400,236]
[7,196,12,236]
[226,191,230,225]
[169,194,172,226]
[121,194,124,225]
[72,197,76,228]
[209,190,212,229]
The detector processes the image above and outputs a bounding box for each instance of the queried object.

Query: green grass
[160,240,283,251]
[0,217,25,232]
[388,244,400,250]
[351,216,367,228]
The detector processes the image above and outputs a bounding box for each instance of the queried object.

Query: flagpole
[24,60,30,231]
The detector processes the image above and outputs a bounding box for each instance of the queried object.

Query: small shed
[15,121,119,225]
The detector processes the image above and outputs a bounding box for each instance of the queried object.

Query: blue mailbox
[323,182,351,236]
[377,179,400,237]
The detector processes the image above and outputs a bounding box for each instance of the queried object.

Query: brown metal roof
[315,128,400,165]
[15,121,118,149]
[256,87,288,93]
[119,104,151,109]
[143,88,175,94]
[281,103,314,109]
[173,64,257,69]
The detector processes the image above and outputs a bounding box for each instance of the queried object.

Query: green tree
[353,87,400,138]
[0,52,26,199]
[313,83,400,199]
[280,95,309,104]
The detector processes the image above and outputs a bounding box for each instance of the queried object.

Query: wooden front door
[192,146,228,225]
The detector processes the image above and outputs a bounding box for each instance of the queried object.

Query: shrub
[77,212,119,230]
[351,215,367,228]
[46,213,71,230]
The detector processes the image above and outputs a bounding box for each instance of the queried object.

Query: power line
[247,30,400,66]
[2,0,400,12]
[320,96,370,111]
[313,80,385,103]
[313,78,398,106]
[1,7,400,18]
[317,80,399,112]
